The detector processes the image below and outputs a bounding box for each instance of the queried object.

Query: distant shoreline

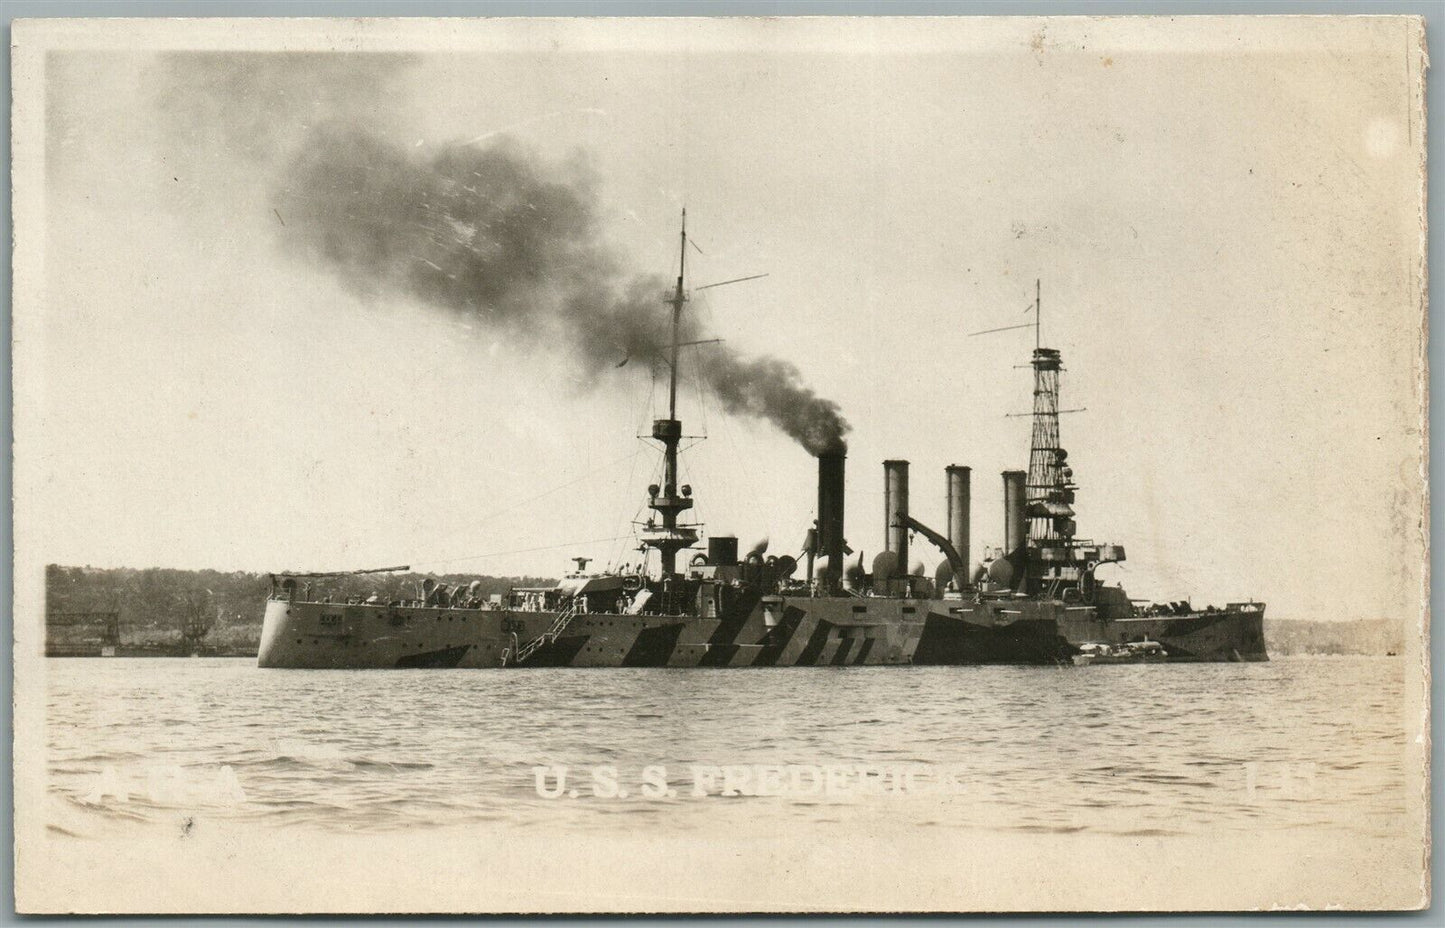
[1263,617,1404,656]
[44,564,554,659]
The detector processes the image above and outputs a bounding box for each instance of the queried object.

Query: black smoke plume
[272,126,848,455]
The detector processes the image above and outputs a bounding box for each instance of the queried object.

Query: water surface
[45,656,1409,841]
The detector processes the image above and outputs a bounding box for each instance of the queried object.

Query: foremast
[640,210,700,576]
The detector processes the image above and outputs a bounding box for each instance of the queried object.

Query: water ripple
[44,656,1409,839]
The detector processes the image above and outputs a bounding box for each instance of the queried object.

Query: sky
[22,17,1426,621]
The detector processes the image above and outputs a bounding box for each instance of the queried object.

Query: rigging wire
[694,273,755,543]
[690,294,712,437]
[679,277,721,542]
[604,441,649,572]
[392,447,643,570]
[410,534,638,570]
[607,372,659,571]
[616,458,661,573]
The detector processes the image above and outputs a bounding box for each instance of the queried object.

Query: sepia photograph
[9,14,1430,912]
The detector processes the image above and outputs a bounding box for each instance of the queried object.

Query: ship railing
[506,596,581,666]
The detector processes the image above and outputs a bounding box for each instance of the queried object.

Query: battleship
[258,216,1266,669]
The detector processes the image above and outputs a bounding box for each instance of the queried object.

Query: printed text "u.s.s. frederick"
[531,764,969,799]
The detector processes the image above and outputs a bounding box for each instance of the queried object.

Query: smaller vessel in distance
[1072,639,1169,666]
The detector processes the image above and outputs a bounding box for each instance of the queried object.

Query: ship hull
[1059,605,1268,662]
[257,595,1072,669]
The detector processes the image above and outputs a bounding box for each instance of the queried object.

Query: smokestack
[946,465,971,575]
[817,452,846,588]
[883,460,910,569]
[1003,470,1027,554]
[707,536,738,567]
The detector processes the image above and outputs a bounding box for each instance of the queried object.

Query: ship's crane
[893,513,967,589]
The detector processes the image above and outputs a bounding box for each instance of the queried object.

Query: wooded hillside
[45,565,555,650]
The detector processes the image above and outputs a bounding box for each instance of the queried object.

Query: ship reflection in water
[260,219,1266,669]
[47,656,1402,839]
